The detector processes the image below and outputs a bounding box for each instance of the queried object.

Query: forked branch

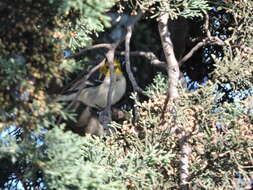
[179,12,225,66]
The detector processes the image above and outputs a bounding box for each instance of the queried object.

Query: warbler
[57,59,127,109]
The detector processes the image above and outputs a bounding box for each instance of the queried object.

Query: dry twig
[124,12,143,123]
[179,12,225,66]
[67,43,112,59]
[118,51,166,69]
[99,44,118,128]
[124,14,143,94]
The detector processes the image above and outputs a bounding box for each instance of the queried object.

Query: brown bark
[158,12,180,100]
[179,133,191,190]
[158,13,191,190]
[124,13,143,94]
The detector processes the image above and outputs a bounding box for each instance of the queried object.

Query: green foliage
[41,125,177,189]
[144,73,168,98]
[158,0,211,19]
[0,1,117,187]
[211,49,253,92]
[0,0,253,190]
[124,71,253,189]
[0,123,177,189]
[0,0,115,130]
[0,126,125,190]
[59,0,115,50]
[0,57,27,87]
[124,0,211,19]
[41,127,125,190]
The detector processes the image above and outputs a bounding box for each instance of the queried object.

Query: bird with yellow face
[57,59,126,109]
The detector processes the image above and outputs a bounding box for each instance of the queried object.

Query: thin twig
[125,15,144,123]
[160,91,170,120]
[67,43,112,59]
[56,59,106,125]
[100,13,142,129]
[98,43,119,130]
[118,51,166,69]
[105,47,116,119]
[179,41,206,66]
[125,27,144,94]
[124,13,143,123]
[204,12,211,38]
[179,12,225,67]
[62,59,106,93]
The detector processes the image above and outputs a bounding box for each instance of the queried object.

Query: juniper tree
[0,0,253,190]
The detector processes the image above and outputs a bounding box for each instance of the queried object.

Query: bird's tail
[56,91,79,102]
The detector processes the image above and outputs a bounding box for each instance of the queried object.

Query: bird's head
[99,59,123,78]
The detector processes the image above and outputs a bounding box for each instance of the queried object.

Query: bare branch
[118,51,167,69]
[179,12,225,66]
[62,59,106,93]
[125,25,144,94]
[124,13,143,123]
[67,43,113,59]
[179,41,206,66]
[97,43,120,131]
[158,12,180,100]
[105,47,116,117]
[179,132,191,190]
[97,47,117,132]
[158,13,191,190]
[99,13,142,130]
[158,12,180,121]
[204,12,211,38]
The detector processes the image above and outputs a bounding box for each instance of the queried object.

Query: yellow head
[99,59,123,77]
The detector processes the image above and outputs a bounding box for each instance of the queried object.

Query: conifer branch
[179,12,226,66]
[158,12,180,122]
[118,51,167,69]
[124,15,144,94]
